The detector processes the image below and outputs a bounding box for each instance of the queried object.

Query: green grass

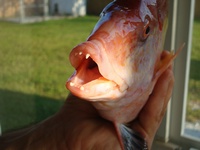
[0,16,99,132]
[186,19,200,123]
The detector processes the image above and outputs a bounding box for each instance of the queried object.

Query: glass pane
[184,3,200,140]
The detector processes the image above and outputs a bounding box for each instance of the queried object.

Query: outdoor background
[0,0,199,135]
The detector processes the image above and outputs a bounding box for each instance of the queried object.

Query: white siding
[49,0,86,16]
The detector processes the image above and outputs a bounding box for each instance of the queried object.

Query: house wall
[49,0,86,16]
[1,1,199,19]
[87,0,112,15]
[0,0,44,18]
[24,0,44,16]
[0,0,19,18]
[0,0,86,19]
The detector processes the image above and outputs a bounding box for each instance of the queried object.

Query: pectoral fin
[115,123,148,150]
[154,44,185,80]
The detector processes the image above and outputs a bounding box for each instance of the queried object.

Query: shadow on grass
[0,89,65,133]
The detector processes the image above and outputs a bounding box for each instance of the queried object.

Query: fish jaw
[66,40,128,101]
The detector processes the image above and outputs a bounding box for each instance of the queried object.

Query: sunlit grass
[0,16,99,132]
[0,16,98,100]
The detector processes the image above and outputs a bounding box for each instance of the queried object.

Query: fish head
[66,0,169,101]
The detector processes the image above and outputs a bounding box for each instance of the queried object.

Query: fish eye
[145,26,150,35]
[143,22,151,40]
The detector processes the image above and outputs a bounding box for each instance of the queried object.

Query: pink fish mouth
[66,41,128,100]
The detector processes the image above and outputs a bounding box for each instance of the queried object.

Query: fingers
[131,67,174,148]
[146,67,174,131]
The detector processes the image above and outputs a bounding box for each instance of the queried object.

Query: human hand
[0,67,174,150]
[59,66,174,150]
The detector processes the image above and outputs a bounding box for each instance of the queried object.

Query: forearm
[0,114,70,150]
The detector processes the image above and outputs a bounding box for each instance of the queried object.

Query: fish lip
[69,41,98,69]
[66,40,128,100]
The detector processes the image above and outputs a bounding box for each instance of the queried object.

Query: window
[183,1,200,142]
[153,0,200,149]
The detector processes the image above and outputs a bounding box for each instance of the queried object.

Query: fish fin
[115,123,148,150]
[154,43,185,79]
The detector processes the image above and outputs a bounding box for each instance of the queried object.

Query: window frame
[170,0,200,148]
[154,0,200,149]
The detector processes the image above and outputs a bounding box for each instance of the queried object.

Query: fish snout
[69,41,101,69]
[67,40,128,100]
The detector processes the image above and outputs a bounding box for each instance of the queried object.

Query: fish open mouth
[69,56,107,88]
[66,44,126,100]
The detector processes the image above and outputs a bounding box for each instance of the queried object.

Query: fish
[66,0,181,149]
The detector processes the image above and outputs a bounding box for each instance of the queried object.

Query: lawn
[0,16,99,132]
[186,19,200,123]
[0,16,199,133]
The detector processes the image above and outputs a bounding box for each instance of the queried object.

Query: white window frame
[153,0,200,149]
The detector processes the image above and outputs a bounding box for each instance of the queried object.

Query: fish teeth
[80,86,85,91]
[79,52,83,55]
[86,54,90,59]
[69,82,85,91]
[70,82,75,86]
